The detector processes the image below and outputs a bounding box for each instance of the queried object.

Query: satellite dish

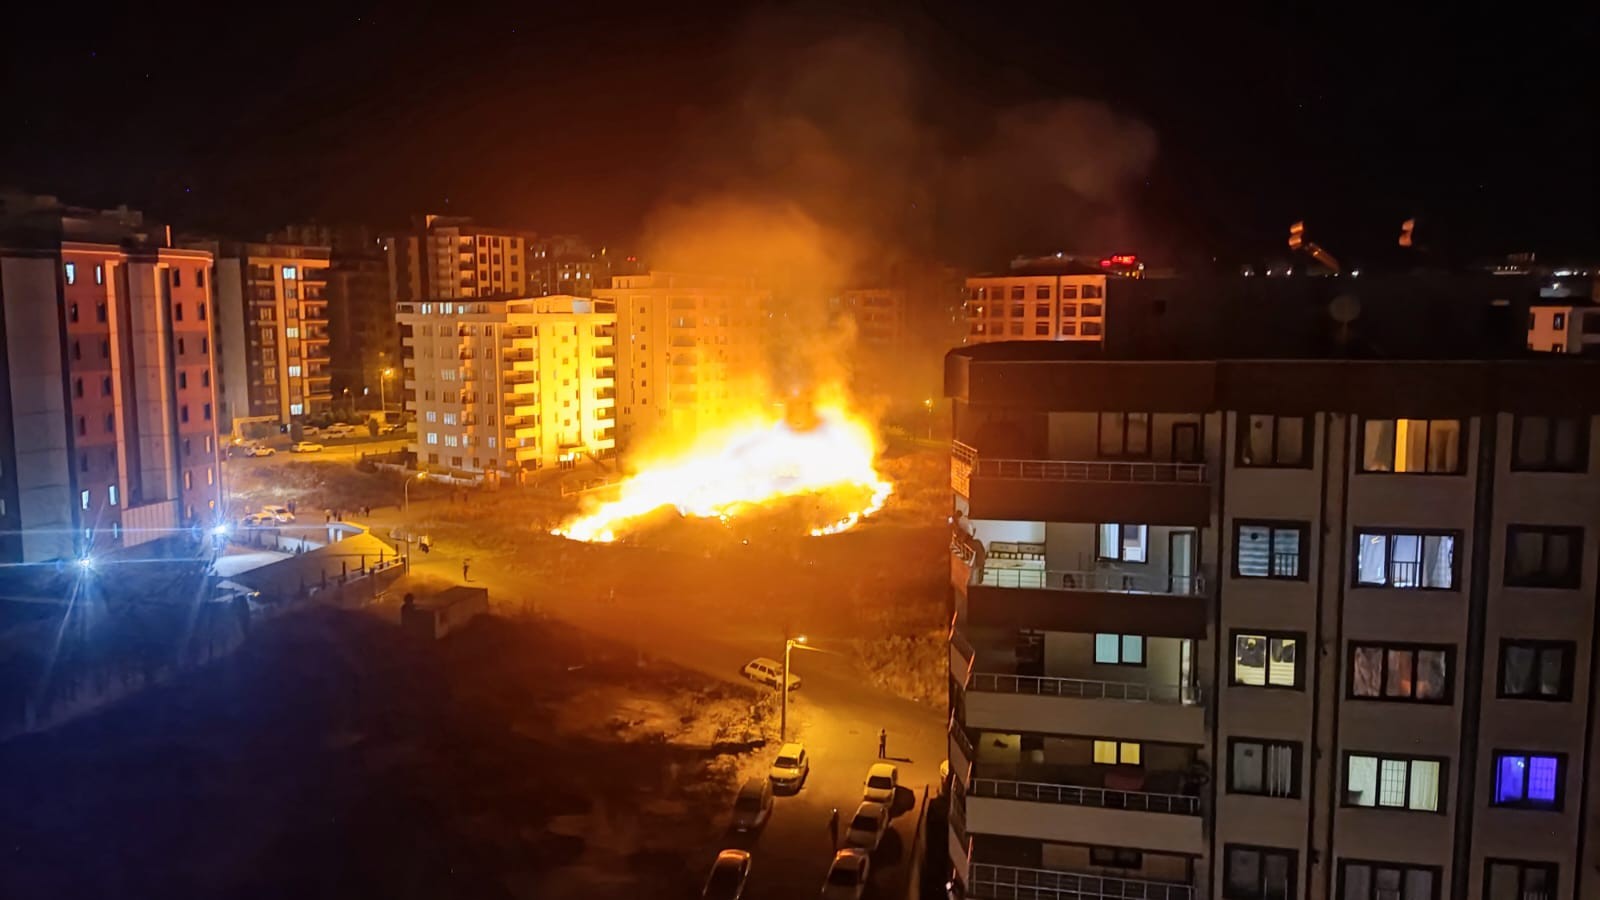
[1329,294,1361,325]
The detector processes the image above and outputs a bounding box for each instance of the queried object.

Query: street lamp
[404,471,427,510]
[923,397,934,439]
[782,635,823,742]
[379,367,395,415]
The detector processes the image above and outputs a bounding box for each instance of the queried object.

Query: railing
[950,720,976,769]
[969,672,1199,705]
[978,567,1204,596]
[970,863,1194,900]
[969,777,1200,816]
[974,457,1205,484]
[953,440,978,467]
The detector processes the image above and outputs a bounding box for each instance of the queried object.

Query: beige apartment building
[945,343,1600,900]
[964,268,1109,345]
[594,271,770,448]
[397,295,615,482]
[209,242,332,426]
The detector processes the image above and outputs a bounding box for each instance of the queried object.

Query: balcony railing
[968,672,1199,705]
[977,567,1204,596]
[976,457,1205,484]
[970,863,1194,900]
[968,777,1199,816]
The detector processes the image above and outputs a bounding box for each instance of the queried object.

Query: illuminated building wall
[207,243,333,425]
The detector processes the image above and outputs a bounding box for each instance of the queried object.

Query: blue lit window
[1494,753,1562,809]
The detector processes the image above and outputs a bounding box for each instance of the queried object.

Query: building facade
[595,271,770,448]
[397,295,615,481]
[273,224,397,406]
[964,269,1109,346]
[208,242,332,428]
[0,199,222,561]
[945,347,1600,900]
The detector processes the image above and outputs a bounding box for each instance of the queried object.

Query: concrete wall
[0,257,74,560]
[213,258,248,429]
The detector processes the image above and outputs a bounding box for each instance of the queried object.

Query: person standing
[462,559,471,582]
[878,728,888,759]
[828,807,839,847]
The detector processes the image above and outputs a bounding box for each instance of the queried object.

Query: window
[282,266,297,280]
[183,471,192,489]
[1344,754,1442,812]
[1234,521,1307,579]
[1089,847,1142,868]
[443,413,457,425]
[1360,419,1463,473]
[80,490,90,510]
[176,338,185,355]
[1233,631,1302,688]
[1008,321,1022,336]
[178,372,187,390]
[1062,285,1079,300]
[69,303,79,323]
[1092,740,1141,765]
[172,268,182,287]
[287,365,301,377]
[174,301,184,320]
[202,371,210,388]
[1338,860,1439,900]
[73,377,83,398]
[426,433,438,445]
[1349,643,1451,702]
[1484,860,1556,900]
[197,302,206,320]
[1229,739,1300,798]
[196,268,205,287]
[1239,415,1310,467]
[289,403,304,415]
[97,303,106,323]
[425,411,437,423]
[104,414,114,433]
[1082,303,1103,317]
[1096,523,1149,562]
[1354,530,1457,589]
[445,435,459,447]
[102,376,112,396]
[95,264,104,285]
[1034,322,1049,336]
[1082,284,1104,299]
[201,337,208,354]
[1512,415,1587,472]
[1034,286,1050,300]
[1094,634,1145,666]
[1499,640,1574,701]
[286,327,299,338]
[180,406,189,423]
[1009,286,1024,300]
[1223,845,1295,900]
[1097,412,1151,457]
[1553,313,1566,329]
[64,262,76,284]
[1505,526,1583,588]
[1492,752,1563,809]
[1060,322,1078,336]
[203,403,211,421]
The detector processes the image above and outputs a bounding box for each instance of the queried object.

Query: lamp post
[404,471,426,510]
[380,367,395,415]
[782,635,822,742]
[923,397,934,439]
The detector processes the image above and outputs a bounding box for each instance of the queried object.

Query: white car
[821,848,871,900]
[843,801,889,852]
[702,849,751,900]
[741,657,801,691]
[243,444,275,457]
[863,762,899,804]
[260,505,294,523]
[325,424,356,438]
[290,441,324,453]
[768,742,810,793]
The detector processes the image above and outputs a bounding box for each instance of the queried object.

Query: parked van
[741,657,801,691]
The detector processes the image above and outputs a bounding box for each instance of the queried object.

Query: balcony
[963,777,1203,855]
[953,442,1209,525]
[595,345,615,358]
[976,568,1203,595]
[964,673,1204,746]
[968,863,1193,900]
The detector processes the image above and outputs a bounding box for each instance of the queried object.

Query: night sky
[3,2,1595,266]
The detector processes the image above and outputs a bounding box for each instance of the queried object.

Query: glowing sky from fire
[552,405,892,543]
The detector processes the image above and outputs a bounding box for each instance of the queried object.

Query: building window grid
[1337,860,1440,900]
[1504,525,1583,588]
[1492,752,1564,810]
[1239,414,1311,467]
[1349,642,1452,703]
[1232,630,1303,689]
[1511,414,1587,472]
[1498,639,1574,701]
[1359,418,1465,474]
[1343,753,1443,813]
[1234,520,1309,580]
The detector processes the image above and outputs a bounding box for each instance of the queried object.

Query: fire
[552,403,893,543]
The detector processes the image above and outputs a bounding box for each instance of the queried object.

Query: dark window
[1344,753,1444,812]
[1223,844,1296,900]
[174,302,183,321]
[1097,412,1151,457]
[1082,284,1104,299]
[1034,303,1050,317]
[202,370,210,387]
[96,303,106,323]
[1060,322,1078,336]
[1009,286,1024,300]
[176,338,185,355]
[1498,640,1574,701]
[1511,415,1587,472]
[1484,860,1556,900]
[1062,286,1079,300]
[76,416,86,436]
[100,339,109,358]
[1232,630,1303,688]
[178,372,188,390]
[101,376,112,396]
[1505,526,1583,588]
[196,267,206,287]
[1008,321,1023,336]
[1492,752,1564,810]
[79,453,88,473]
[171,268,181,287]
[197,302,207,320]
[69,303,79,323]
[1349,643,1452,703]
[1034,322,1049,336]
[1081,321,1103,336]
[203,403,212,421]
[200,337,208,354]
[1338,860,1439,900]
[1239,415,1310,467]
[104,413,114,433]
[1229,738,1301,798]
[1353,529,1458,589]
[1081,302,1103,316]
[1096,523,1148,562]
[183,438,191,457]
[73,340,81,361]
[1360,418,1464,473]
[1035,286,1050,300]
[1062,302,1079,317]
[1553,313,1566,329]
[73,378,83,398]
[180,406,189,424]
[1089,847,1142,868]
[1234,520,1308,579]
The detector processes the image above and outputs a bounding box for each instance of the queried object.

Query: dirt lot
[0,607,773,900]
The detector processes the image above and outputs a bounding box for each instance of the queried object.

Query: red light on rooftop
[1110,254,1138,265]
[1099,258,1112,268]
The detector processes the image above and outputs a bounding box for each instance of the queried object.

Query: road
[232,436,409,465]
[354,498,946,900]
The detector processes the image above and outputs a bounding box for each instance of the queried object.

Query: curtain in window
[1538,649,1564,696]
[1527,756,1558,804]
[1390,534,1421,586]
[1508,531,1544,579]
[1235,635,1267,685]
[1347,756,1378,806]
[1403,870,1434,900]
[1277,418,1305,464]
[1503,645,1534,694]
[1342,864,1371,900]
[1375,868,1403,900]
[1551,417,1582,468]
[1263,852,1292,900]
[1233,742,1264,793]
[1496,755,1526,803]
[1272,528,1302,577]
[1416,650,1447,700]
[1364,420,1395,471]
[1385,649,1415,697]
[1427,420,1461,471]
[1270,638,1298,686]
[1408,760,1440,811]
[1099,523,1120,559]
[1227,849,1261,898]
[1422,535,1454,588]
[1122,525,1148,562]
[1266,743,1294,797]
[1352,647,1384,697]
[1238,526,1271,577]
[1358,534,1387,584]
[1486,864,1520,900]
[1398,419,1430,472]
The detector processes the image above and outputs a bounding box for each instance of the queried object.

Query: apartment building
[396,295,615,482]
[964,266,1109,345]
[0,196,222,561]
[383,215,537,307]
[206,242,332,427]
[594,271,769,448]
[839,287,908,348]
[944,341,1600,900]
[273,224,397,402]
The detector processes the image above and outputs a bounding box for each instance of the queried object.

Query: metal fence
[969,863,1195,900]
[978,567,1204,596]
[968,672,1199,705]
[968,777,1200,816]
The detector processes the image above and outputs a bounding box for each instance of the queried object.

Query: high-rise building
[531,234,608,298]
[396,295,615,482]
[963,263,1110,345]
[594,271,770,448]
[273,224,397,405]
[0,194,223,561]
[943,288,1600,900]
[383,215,537,306]
[205,242,333,428]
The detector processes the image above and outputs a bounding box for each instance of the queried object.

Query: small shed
[400,586,489,640]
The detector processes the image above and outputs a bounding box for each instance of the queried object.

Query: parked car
[702,849,751,900]
[862,762,899,804]
[260,505,294,523]
[821,848,871,900]
[324,423,356,439]
[768,742,810,793]
[243,443,275,457]
[843,801,889,852]
[730,777,773,831]
[741,657,800,691]
[290,441,324,453]
[241,513,270,527]
[300,425,322,437]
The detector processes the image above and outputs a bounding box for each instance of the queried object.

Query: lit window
[444,435,459,447]
[1344,754,1441,811]
[1349,643,1451,702]
[1499,640,1573,700]
[282,266,297,280]
[1354,530,1457,589]
[94,264,104,285]
[290,403,304,415]
[65,262,77,284]
[425,411,437,423]
[1360,418,1463,473]
[443,413,457,425]
[488,437,497,448]
[206,468,214,486]
[1493,752,1563,809]
[1096,524,1148,562]
[286,327,299,338]
[81,490,90,510]
[1092,740,1141,765]
[1093,633,1145,666]
[288,365,302,377]
[1233,631,1301,688]
[1230,739,1300,798]
[1235,521,1308,579]
[108,485,117,506]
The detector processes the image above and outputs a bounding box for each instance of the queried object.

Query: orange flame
[553,402,892,543]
